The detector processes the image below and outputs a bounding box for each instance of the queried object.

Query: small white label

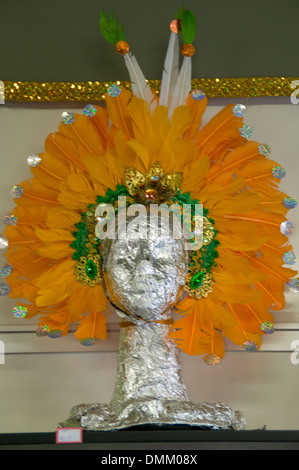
[56,427,82,444]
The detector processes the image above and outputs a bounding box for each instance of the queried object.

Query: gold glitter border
[2,77,298,102]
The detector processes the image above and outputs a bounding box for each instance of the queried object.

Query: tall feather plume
[159,21,180,107]
[123,52,157,109]
[168,57,192,117]
[99,10,156,112]
[168,9,196,117]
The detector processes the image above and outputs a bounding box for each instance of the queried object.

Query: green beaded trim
[173,190,219,274]
[71,185,220,294]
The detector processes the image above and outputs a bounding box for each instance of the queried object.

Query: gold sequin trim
[2,77,298,102]
[184,216,217,299]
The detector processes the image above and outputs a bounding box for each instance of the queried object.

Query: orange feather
[195,103,244,158]
[74,310,107,342]
[105,88,133,138]
[222,303,262,349]
[44,131,85,171]
[35,259,76,307]
[183,93,207,141]
[92,104,114,148]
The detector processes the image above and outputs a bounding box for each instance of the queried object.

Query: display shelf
[1,428,299,450]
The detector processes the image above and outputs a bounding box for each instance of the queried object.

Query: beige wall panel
[0,351,298,432]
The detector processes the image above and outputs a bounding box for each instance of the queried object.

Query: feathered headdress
[1,8,298,365]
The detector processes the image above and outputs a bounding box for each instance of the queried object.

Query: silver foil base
[63,398,245,431]
[60,322,246,431]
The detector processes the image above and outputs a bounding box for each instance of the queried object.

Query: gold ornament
[115,40,130,55]
[74,254,103,287]
[124,162,183,204]
[181,44,195,56]
[170,19,181,33]
[185,268,214,299]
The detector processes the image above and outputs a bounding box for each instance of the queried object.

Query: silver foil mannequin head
[65,209,246,433]
[101,209,189,322]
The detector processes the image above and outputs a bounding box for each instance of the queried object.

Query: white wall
[0,96,298,433]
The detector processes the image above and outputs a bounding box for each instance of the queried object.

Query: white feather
[159,32,180,107]
[168,56,192,118]
[123,52,157,112]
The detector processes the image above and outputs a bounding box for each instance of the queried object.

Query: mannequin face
[102,215,188,321]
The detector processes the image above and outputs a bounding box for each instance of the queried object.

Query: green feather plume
[177,8,196,44]
[99,10,126,45]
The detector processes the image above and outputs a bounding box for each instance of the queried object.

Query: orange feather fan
[1,87,297,362]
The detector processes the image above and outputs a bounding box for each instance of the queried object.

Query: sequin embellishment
[13,306,27,318]
[272,165,286,179]
[1,264,12,277]
[283,197,297,209]
[239,124,253,139]
[27,155,41,167]
[106,84,121,97]
[61,111,75,124]
[0,282,10,296]
[83,104,97,117]
[283,251,296,265]
[191,89,205,101]
[10,185,24,199]
[258,144,271,157]
[233,104,246,118]
[280,221,294,235]
[287,279,299,292]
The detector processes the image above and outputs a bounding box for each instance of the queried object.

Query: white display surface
[0,96,298,433]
